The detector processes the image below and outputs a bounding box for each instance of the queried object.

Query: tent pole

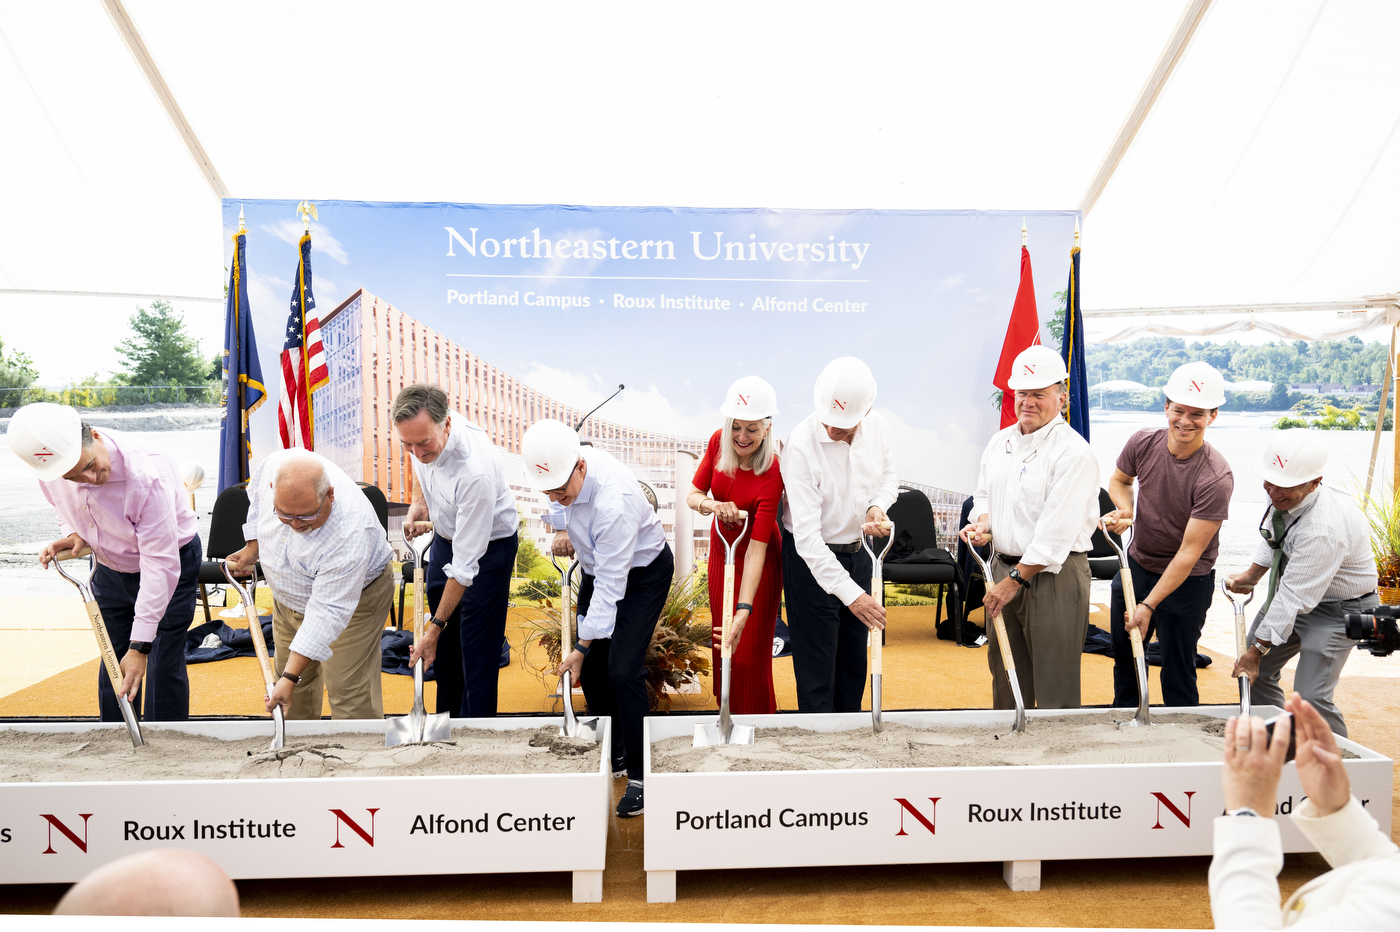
[1364,323,1395,506]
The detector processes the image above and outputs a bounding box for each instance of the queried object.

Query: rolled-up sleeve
[545,502,568,532]
[574,506,639,640]
[1021,448,1099,572]
[288,527,376,662]
[126,474,185,643]
[786,444,865,606]
[971,445,992,520]
[442,474,494,588]
[871,426,898,513]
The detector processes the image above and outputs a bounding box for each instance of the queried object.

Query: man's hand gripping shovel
[1101,518,1151,728]
[1220,580,1254,717]
[861,520,894,735]
[964,532,1028,735]
[550,554,598,742]
[220,560,286,750]
[52,548,144,748]
[695,511,755,747]
[386,522,452,746]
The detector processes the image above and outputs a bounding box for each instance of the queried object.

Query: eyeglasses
[544,462,581,496]
[1257,502,1301,550]
[274,499,326,523]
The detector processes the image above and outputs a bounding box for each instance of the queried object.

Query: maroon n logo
[1150,792,1195,829]
[41,814,92,854]
[894,797,941,835]
[329,808,379,848]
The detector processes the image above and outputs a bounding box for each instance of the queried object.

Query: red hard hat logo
[34,446,55,460]
[831,399,846,411]
[1023,364,1035,375]
[1190,380,1204,392]
[1274,455,1288,469]
[736,394,749,406]
[534,463,549,473]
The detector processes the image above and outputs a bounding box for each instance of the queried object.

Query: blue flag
[219,231,266,492]
[1060,243,1090,441]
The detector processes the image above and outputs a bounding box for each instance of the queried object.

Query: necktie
[1255,508,1290,626]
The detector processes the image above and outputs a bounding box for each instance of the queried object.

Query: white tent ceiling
[1,0,1397,382]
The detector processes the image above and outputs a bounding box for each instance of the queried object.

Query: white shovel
[861,520,894,734]
[386,522,452,746]
[551,554,599,742]
[966,540,1028,734]
[220,562,286,750]
[695,511,755,747]
[1101,526,1151,728]
[1221,580,1254,718]
[52,548,144,747]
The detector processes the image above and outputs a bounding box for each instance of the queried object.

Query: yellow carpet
[1,600,1396,926]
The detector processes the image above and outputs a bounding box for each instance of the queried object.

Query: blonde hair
[716,417,775,476]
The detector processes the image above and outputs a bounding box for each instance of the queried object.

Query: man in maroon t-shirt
[1102,362,1234,707]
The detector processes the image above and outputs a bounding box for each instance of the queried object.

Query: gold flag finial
[1074,217,1080,249]
[297,200,318,233]
[1021,218,1028,248]
[237,204,246,235]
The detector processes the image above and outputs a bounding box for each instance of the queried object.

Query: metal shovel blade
[115,695,145,747]
[1005,668,1028,733]
[871,674,884,733]
[694,656,754,746]
[1120,655,1152,728]
[1239,676,1252,718]
[558,670,599,742]
[386,659,429,746]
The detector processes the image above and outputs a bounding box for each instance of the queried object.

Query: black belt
[996,553,1022,566]
[828,541,862,554]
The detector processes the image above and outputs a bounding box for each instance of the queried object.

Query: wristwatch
[1253,639,1274,656]
[1008,568,1031,589]
[280,671,301,685]
[1225,807,1260,817]
[430,616,449,630]
[127,640,153,655]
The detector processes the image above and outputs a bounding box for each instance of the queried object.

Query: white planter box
[642,706,1393,901]
[0,716,612,903]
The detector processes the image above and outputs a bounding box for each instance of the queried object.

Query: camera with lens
[1343,605,1400,657]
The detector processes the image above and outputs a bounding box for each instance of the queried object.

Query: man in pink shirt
[11,403,201,721]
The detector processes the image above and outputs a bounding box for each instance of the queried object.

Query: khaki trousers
[272,565,392,720]
[988,552,1089,710]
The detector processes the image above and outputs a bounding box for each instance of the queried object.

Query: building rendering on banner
[312,288,710,561]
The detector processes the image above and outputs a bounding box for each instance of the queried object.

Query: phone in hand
[1263,712,1297,763]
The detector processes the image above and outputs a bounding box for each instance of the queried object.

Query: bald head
[54,849,239,917]
[271,455,334,532]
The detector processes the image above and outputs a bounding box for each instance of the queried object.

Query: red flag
[992,246,1042,429]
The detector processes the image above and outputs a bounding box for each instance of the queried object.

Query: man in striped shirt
[227,451,393,719]
[1224,430,1377,737]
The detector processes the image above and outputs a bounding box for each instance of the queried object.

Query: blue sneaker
[617,780,644,818]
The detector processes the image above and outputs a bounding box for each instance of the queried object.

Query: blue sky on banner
[224,200,1077,492]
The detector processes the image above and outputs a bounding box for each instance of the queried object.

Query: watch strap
[280,671,300,685]
[127,640,153,655]
[1009,568,1030,589]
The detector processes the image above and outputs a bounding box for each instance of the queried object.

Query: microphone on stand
[575,384,624,435]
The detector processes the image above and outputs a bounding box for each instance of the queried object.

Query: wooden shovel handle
[1120,565,1145,660]
[55,547,94,561]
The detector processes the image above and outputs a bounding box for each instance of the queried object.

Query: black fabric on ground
[380,628,437,680]
[1145,637,1213,668]
[1083,623,1114,656]
[184,615,273,664]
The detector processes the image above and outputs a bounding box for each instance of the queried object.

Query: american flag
[278,233,328,449]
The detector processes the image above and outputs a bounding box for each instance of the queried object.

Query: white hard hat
[1164,361,1227,409]
[1256,428,1327,486]
[180,462,206,494]
[8,403,84,481]
[720,375,778,420]
[1005,345,1068,390]
[521,419,581,492]
[814,357,877,430]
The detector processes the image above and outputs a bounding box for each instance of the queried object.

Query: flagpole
[297,200,317,449]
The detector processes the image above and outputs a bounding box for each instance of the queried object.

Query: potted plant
[1359,482,1400,604]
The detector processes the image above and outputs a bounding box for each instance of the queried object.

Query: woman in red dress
[686,376,784,714]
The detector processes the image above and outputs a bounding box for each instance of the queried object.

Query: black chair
[357,482,390,533]
[197,483,252,625]
[882,487,965,644]
[1088,487,1123,581]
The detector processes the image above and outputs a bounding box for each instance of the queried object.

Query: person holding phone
[1210,695,1400,927]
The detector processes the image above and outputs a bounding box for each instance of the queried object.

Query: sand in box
[651,713,1239,773]
[0,727,600,783]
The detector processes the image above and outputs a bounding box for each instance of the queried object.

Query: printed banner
[223,201,1080,493]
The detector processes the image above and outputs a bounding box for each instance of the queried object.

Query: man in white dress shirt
[1224,429,1377,737]
[227,451,393,719]
[393,384,519,718]
[961,345,1100,710]
[781,357,897,713]
[524,419,672,818]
